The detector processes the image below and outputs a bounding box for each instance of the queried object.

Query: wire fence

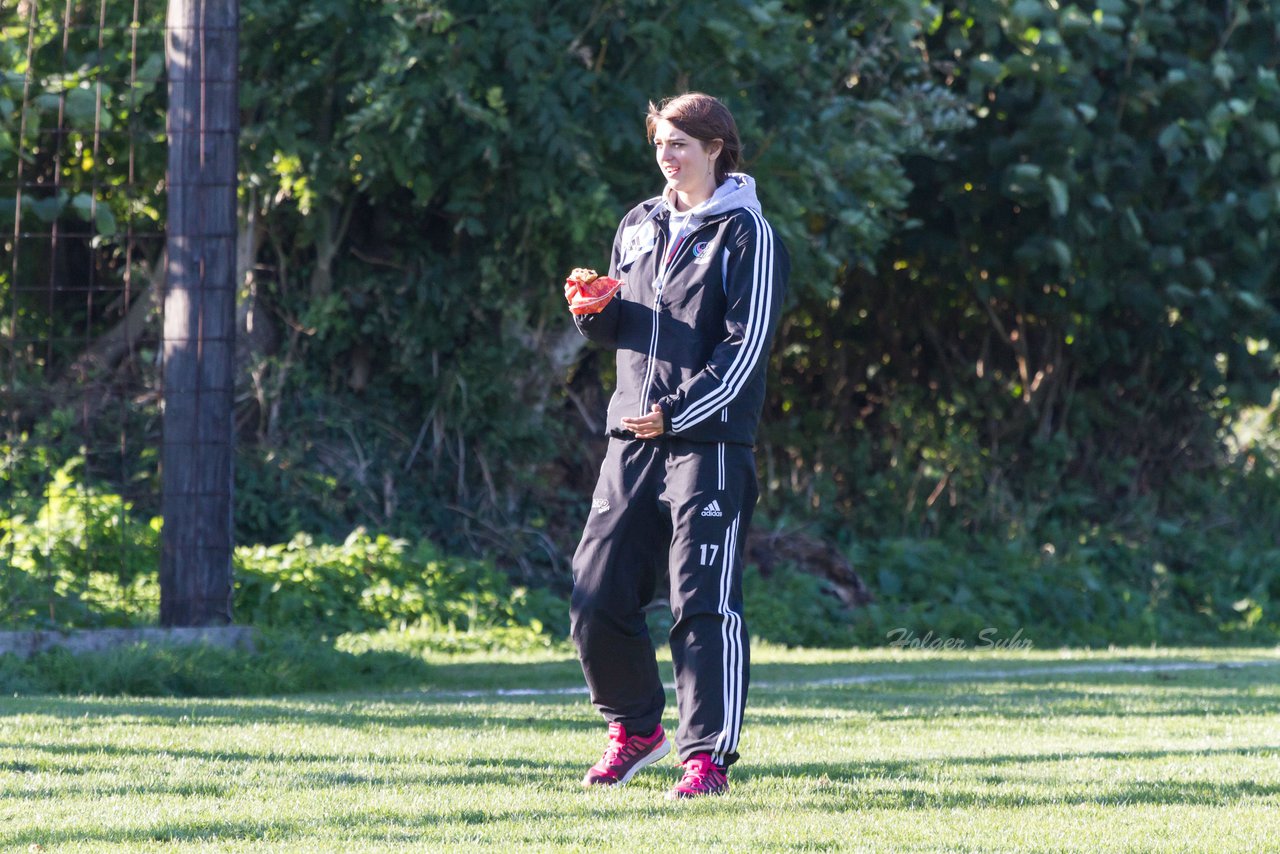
[2,0,171,629]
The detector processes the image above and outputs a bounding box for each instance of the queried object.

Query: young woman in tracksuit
[564,93,789,799]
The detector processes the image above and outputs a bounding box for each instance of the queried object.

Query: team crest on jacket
[692,240,715,264]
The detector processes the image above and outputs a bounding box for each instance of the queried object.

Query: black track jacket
[575,174,789,447]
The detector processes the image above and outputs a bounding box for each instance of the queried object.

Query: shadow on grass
[7,744,1279,849]
[749,688,1280,724]
[5,655,1276,730]
[401,657,586,691]
[6,652,1278,847]
[738,752,1280,810]
[2,795,662,850]
[0,692,600,733]
[0,741,590,801]
[6,640,1276,701]
[0,648,592,701]
[4,653,1276,767]
[0,643,438,698]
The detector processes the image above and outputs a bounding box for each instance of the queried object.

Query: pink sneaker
[667,753,729,799]
[582,722,671,787]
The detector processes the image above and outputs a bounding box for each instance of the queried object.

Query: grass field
[2,645,1278,852]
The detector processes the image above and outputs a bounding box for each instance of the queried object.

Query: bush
[233,528,565,638]
[743,564,859,648]
[745,449,1280,650]
[2,475,566,643]
[0,460,161,629]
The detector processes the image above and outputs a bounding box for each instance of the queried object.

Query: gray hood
[648,173,763,228]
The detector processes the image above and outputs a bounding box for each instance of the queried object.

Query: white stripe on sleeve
[670,210,775,431]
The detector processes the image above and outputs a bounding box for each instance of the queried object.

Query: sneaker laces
[598,722,629,766]
[678,754,717,784]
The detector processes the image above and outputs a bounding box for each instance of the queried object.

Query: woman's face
[653,118,721,197]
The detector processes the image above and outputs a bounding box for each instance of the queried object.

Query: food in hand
[565,267,622,315]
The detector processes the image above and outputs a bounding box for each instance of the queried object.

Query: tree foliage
[769,0,1280,530]
[232,0,965,560]
[0,0,167,355]
[4,0,1279,640]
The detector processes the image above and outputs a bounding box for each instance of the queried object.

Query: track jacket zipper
[572,174,790,447]
[640,220,711,416]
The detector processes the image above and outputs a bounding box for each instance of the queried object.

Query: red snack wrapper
[565,268,622,315]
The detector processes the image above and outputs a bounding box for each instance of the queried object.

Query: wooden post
[161,0,238,626]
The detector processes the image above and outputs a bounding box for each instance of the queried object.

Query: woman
[564,92,789,799]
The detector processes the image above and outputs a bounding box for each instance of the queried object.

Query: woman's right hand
[564,275,621,315]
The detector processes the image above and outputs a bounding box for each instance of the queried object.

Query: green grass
[2,646,1278,851]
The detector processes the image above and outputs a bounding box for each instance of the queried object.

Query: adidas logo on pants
[570,437,757,769]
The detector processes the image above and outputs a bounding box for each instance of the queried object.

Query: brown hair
[646,92,741,185]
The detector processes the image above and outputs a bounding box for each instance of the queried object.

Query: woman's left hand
[620,404,666,439]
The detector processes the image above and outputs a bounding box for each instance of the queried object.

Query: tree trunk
[160,0,238,626]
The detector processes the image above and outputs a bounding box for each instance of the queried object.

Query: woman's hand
[565,273,622,315]
[621,404,666,439]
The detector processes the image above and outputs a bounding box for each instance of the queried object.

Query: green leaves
[233,529,561,637]
[6,0,1278,645]
[1046,175,1070,216]
[229,0,971,547]
[792,0,1280,564]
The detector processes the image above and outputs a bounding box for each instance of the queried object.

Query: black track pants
[571,436,757,767]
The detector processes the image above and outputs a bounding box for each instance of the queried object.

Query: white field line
[422,658,1280,701]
